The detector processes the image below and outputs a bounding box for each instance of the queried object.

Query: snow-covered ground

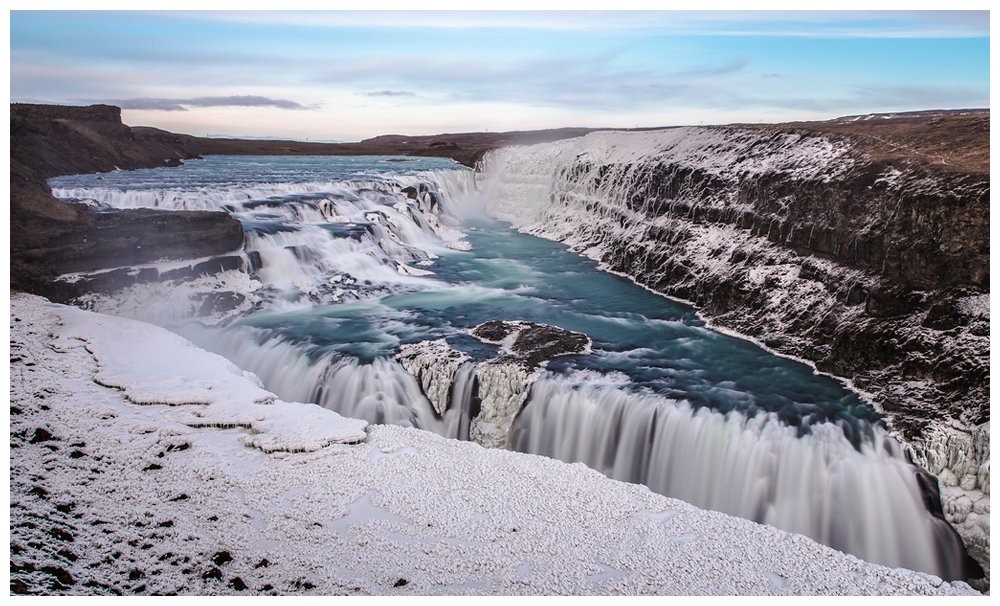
[8,293,979,595]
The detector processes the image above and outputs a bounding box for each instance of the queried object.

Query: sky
[9,6,991,142]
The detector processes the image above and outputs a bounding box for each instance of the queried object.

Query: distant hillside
[181,127,609,167]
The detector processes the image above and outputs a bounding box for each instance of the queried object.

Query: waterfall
[189,315,976,580]
[508,377,976,581]
[445,363,479,442]
[53,169,480,307]
[184,325,445,433]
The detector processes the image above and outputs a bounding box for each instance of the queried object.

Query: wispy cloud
[846,85,990,111]
[315,51,752,112]
[696,83,991,116]
[360,90,417,98]
[673,57,749,78]
[108,95,312,111]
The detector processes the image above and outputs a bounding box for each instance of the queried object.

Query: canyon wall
[477,112,989,568]
[10,104,243,299]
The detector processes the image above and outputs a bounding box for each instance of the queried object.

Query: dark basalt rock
[469,320,591,368]
[197,292,246,317]
[39,255,247,306]
[51,210,245,276]
[10,103,245,301]
[922,294,972,331]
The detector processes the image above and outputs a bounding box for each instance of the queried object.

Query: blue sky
[9,8,991,141]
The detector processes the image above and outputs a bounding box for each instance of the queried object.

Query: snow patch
[47,298,367,452]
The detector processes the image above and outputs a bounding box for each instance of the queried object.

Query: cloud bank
[112,95,311,112]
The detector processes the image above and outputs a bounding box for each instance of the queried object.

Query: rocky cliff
[10,103,244,300]
[477,110,989,571]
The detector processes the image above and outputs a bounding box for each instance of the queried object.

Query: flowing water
[50,155,975,580]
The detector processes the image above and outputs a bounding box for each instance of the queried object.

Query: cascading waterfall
[447,363,479,442]
[508,378,973,580]
[51,155,981,582]
[54,159,476,306]
[186,317,975,580]
[184,324,446,433]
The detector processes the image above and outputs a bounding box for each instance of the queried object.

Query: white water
[510,378,954,577]
[55,166,478,307]
[187,317,971,579]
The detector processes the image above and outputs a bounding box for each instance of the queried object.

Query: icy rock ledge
[469,321,592,447]
[469,320,593,366]
[908,424,991,580]
[397,322,593,448]
[45,296,368,452]
[398,339,471,416]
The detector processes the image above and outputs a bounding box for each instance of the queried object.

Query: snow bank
[46,295,367,452]
[8,293,980,595]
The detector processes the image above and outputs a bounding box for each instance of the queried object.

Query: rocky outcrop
[469,320,593,367]
[397,339,472,416]
[10,104,202,180]
[10,104,244,302]
[396,322,592,448]
[477,111,989,574]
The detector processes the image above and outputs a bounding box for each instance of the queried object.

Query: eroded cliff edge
[478,110,989,570]
[10,103,245,300]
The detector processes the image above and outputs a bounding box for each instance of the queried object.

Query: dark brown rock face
[10,104,244,300]
[34,209,245,275]
[10,103,203,180]
[606,147,989,438]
